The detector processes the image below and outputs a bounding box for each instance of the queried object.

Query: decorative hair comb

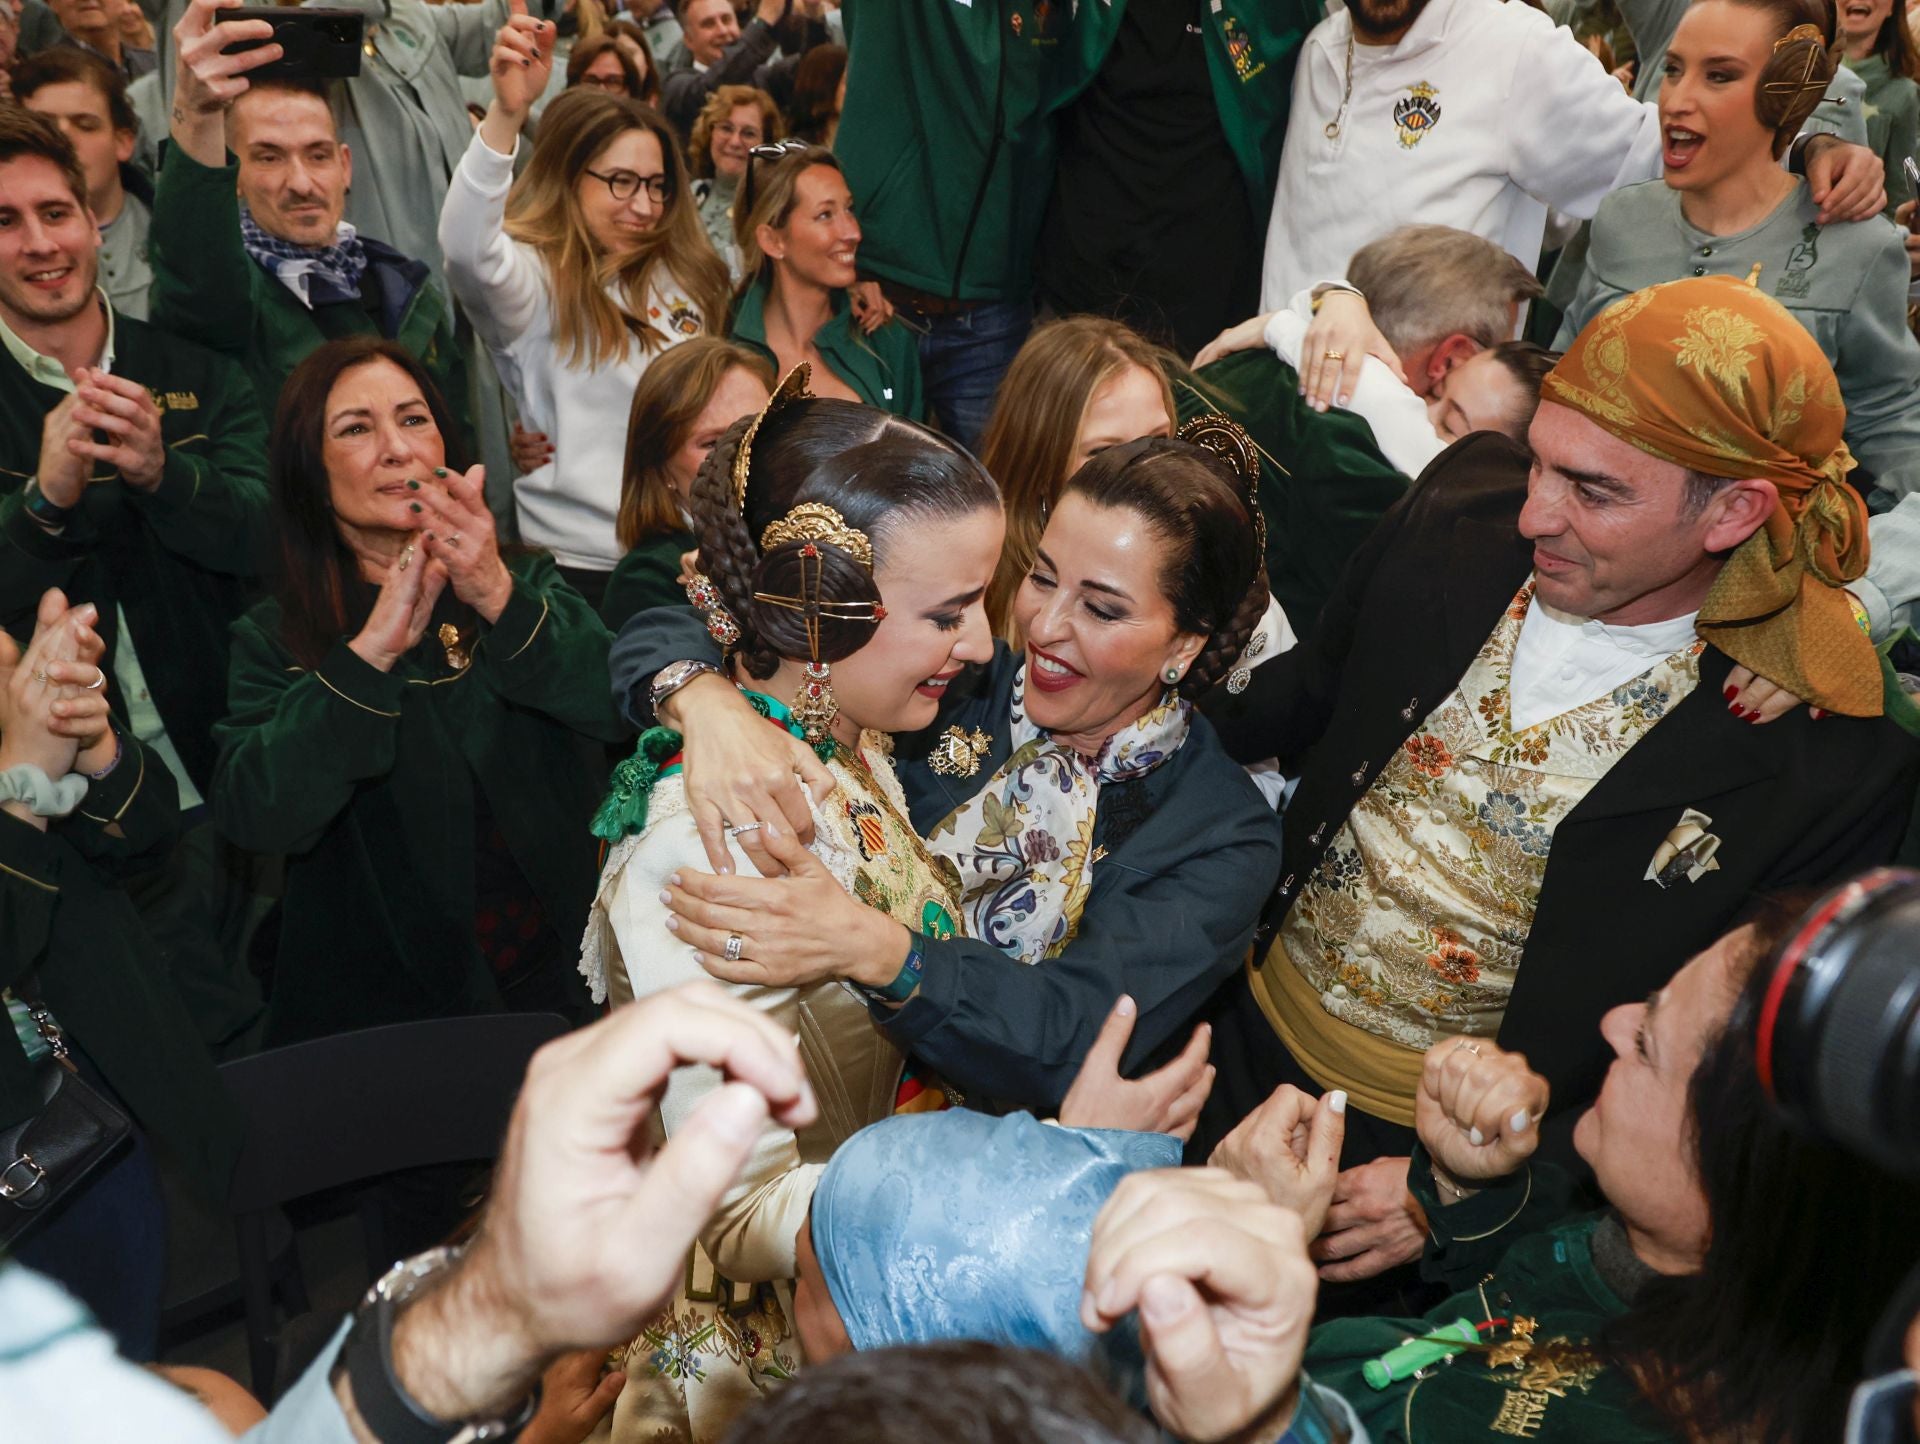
[731,363,816,513]
[1176,412,1268,562]
[760,501,874,567]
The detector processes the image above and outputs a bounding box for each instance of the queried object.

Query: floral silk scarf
[926,669,1192,963]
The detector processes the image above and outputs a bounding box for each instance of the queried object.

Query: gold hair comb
[759,501,874,568]
[731,363,815,513]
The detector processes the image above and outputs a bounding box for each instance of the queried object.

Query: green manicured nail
[409,502,422,513]
[406,479,420,490]
[432,467,448,478]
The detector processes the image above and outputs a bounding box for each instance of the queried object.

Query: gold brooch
[929,726,991,778]
[438,621,469,672]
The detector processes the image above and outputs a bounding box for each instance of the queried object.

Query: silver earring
[1164,666,1182,684]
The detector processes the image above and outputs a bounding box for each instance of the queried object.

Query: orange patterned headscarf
[1541,275,1879,716]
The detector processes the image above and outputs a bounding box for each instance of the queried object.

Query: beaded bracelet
[85,728,124,781]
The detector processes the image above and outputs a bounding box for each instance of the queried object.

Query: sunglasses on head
[740,138,813,214]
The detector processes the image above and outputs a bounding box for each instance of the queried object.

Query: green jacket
[1307,1148,1674,1442]
[0,314,270,794]
[1179,351,1411,639]
[1060,0,1316,218]
[834,0,1070,301]
[148,145,469,438]
[1844,54,1920,224]
[731,273,924,421]
[211,555,626,1044]
[600,528,694,636]
[0,737,242,1201]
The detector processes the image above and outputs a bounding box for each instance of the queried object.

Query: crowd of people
[4,0,1920,1440]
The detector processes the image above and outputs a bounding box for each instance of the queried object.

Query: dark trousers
[555,564,611,613]
[14,1052,168,1362]
[1191,973,1438,1320]
[122,816,270,1058]
[911,298,1033,454]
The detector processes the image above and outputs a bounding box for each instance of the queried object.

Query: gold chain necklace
[1325,27,1357,140]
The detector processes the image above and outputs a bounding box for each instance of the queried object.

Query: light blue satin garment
[808,1110,1180,1361]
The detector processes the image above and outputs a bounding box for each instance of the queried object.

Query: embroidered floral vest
[1280,584,1705,1051]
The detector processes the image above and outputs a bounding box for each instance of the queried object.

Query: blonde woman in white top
[440,0,729,603]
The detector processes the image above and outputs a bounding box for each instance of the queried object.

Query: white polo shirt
[1260,0,1664,307]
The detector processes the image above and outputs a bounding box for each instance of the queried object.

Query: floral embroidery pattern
[929,672,1190,964]
[1404,734,1454,778]
[1673,305,1766,400]
[1279,582,1703,1051]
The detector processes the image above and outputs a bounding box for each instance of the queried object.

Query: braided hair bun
[686,396,1000,680]
[1715,0,1839,156]
[1059,438,1271,700]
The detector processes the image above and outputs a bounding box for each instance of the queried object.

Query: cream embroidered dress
[579,702,959,1444]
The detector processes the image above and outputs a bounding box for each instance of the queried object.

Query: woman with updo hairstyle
[979,316,1179,635]
[582,378,1004,1439]
[1559,0,1920,494]
[605,426,1285,1127]
[599,337,774,632]
[729,143,924,418]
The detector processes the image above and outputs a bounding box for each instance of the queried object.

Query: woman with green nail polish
[211,337,627,1046]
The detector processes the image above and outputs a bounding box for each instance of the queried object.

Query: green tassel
[590,727,684,841]
[587,691,832,843]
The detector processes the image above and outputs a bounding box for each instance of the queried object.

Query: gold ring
[1323,349,1346,361]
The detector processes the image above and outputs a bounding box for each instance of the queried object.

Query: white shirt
[1264,291,1446,479]
[440,131,700,571]
[1509,589,1700,732]
[1260,0,1664,308]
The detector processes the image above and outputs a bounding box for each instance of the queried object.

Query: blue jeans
[914,298,1033,454]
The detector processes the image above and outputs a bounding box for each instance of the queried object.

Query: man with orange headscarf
[1194,275,1920,1306]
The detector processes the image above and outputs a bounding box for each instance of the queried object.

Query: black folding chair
[217,1012,571,1398]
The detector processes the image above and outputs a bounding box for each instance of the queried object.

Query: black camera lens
[1756,868,1920,1177]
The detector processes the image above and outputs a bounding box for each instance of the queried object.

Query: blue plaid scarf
[238,202,370,308]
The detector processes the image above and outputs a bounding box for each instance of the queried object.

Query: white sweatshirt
[440,130,704,572]
[1260,0,1664,308]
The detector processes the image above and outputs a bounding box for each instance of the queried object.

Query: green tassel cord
[590,726,685,841]
[589,690,832,843]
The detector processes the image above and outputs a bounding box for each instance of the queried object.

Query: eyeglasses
[578,74,631,93]
[740,139,813,215]
[585,167,671,205]
[712,120,764,143]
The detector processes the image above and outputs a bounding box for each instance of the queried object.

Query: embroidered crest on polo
[1393,82,1442,148]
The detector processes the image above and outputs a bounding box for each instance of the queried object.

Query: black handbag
[0,1004,133,1247]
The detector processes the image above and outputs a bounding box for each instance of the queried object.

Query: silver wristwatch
[334,1245,539,1444]
[647,659,723,725]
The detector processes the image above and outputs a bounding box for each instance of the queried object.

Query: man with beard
[1257,0,1889,309]
[0,107,270,1050]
